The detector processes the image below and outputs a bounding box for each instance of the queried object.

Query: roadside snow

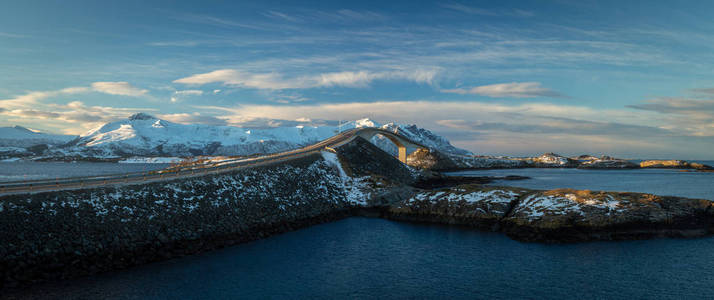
[321,151,347,179]
[321,150,371,206]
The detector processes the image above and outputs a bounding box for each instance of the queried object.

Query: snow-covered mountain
[0,126,76,148]
[34,113,471,159]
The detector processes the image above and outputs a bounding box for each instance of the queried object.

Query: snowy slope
[381,122,472,155]
[0,126,76,148]
[338,118,472,156]
[60,114,471,158]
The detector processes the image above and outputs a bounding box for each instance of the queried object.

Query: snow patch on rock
[321,150,371,206]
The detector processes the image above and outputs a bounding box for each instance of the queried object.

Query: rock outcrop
[529,153,579,168]
[502,188,714,242]
[385,184,714,243]
[386,186,525,229]
[640,160,713,170]
[578,159,639,169]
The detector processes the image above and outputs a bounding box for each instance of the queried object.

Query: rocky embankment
[385,184,714,242]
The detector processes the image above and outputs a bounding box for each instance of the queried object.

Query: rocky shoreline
[384,183,714,243]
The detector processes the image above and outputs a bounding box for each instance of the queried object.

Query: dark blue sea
[12,217,714,299]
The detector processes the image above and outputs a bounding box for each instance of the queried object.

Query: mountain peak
[12,125,36,133]
[128,113,156,121]
[354,118,381,128]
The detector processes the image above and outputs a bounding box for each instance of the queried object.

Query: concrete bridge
[353,127,426,163]
[0,127,428,195]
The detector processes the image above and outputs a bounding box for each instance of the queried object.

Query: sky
[1,0,714,159]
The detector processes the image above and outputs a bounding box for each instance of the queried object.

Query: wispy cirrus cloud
[441,3,534,17]
[168,13,268,30]
[263,10,301,22]
[173,69,439,90]
[441,82,565,98]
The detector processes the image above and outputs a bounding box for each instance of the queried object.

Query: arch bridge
[350,127,427,163]
[0,127,429,195]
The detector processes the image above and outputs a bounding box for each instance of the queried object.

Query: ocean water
[12,217,714,299]
[448,167,714,200]
[0,162,170,182]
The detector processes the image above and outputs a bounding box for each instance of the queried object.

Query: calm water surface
[12,217,714,299]
[0,162,170,182]
[448,167,714,200]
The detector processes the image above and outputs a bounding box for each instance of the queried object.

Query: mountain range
[0,113,471,160]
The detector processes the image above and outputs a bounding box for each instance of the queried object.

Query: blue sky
[2,0,714,159]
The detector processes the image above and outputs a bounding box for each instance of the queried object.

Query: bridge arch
[353,128,427,164]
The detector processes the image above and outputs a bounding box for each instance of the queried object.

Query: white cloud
[0,86,155,134]
[318,71,374,88]
[1,100,154,134]
[441,82,564,98]
[91,82,148,97]
[173,68,438,90]
[174,89,204,96]
[170,89,204,103]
